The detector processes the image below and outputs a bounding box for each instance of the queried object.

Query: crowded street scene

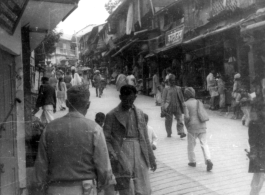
[1,0,265,195]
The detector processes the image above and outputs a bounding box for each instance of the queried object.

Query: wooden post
[203,40,206,90]
[22,26,32,145]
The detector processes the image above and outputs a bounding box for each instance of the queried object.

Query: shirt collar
[66,111,85,118]
[117,103,136,112]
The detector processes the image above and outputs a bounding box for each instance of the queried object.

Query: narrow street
[39,84,265,195]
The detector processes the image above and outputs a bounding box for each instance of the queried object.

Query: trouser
[118,139,151,195]
[57,98,66,109]
[250,173,265,195]
[154,91,161,104]
[210,96,215,108]
[40,105,54,124]
[99,86,104,96]
[165,112,184,136]
[219,94,225,108]
[47,180,97,195]
[95,87,99,96]
[241,106,251,126]
[233,103,241,118]
[187,132,211,163]
[210,96,219,109]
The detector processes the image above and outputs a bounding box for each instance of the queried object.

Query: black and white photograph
[1,0,265,195]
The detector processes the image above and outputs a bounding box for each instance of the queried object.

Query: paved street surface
[41,84,265,195]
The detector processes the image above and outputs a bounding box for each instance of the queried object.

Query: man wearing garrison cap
[162,74,186,138]
[103,84,157,195]
[35,85,116,195]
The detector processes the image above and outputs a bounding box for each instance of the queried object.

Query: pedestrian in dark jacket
[247,79,265,195]
[161,74,186,138]
[248,104,265,195]
[64,71,72,89]
[36,77,56,125]
[103,85,156,195]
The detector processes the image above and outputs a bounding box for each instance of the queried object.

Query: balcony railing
[211,0,238,18]
[58,48,76,56]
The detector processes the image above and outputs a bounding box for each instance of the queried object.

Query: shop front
[241,12,265,91]
[182,27,244,104]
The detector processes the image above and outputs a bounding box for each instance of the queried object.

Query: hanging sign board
[165,25,184,47]
[0,0,29,35]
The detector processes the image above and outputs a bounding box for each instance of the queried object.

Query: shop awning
[241,20,265,33]
[183,19,244,45]
[154,42,182,53]
[240,12,265,34]
[145,53,155,58]
[21,0,79,50]
[103,48,117,57]
[111,38,139,57]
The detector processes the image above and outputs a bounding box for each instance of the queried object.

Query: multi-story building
[50,34,78,67]
[101,0,265,96]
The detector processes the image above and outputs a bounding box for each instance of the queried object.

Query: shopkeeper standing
[207,69,218,110]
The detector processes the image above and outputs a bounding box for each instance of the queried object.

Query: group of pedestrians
[33,64,265,195]
[116,67,214,172]
[34,84,157,195]
[157,67,265,194]
[206,69,260,128]
[35,68,90,125]
[160,73,213,171]
[115,69,137,92]
[207,70,265,194]
[92,70,106,98]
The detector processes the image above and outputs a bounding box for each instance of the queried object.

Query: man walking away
[103,85,157,195]
[34,85,116,195]
[36,77,56,125]
[93,70,102,97]
[126,70,136,86]
[64,71,72,90]
[183,87,213,172]
[116,70,127,91]
[162,74,186,138]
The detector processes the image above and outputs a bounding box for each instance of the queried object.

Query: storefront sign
[30,57,35,66]
[0,0,29,35]
[165,25,184,47]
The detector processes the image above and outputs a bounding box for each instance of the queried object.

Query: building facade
[50,34,78,66]
[82,0,265,97]
[0,1,79,194]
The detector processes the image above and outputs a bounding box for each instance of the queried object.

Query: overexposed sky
[57,0,110,35]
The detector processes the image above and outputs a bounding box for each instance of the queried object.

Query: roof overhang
[21,0,78,50]
[154,0,182,16]
[111,38,139,57]
[240,12,265,34]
